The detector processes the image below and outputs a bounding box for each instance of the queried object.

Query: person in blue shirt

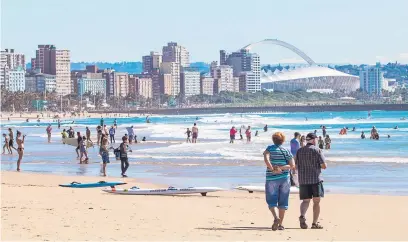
[109,126,116,143]
[263,132,295,231]
[290,132,301,157]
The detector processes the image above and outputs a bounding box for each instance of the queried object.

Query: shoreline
[1,171,408,240]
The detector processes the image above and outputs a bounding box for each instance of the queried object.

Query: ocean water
[1,110,408,195]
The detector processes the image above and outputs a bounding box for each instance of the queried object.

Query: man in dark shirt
[119,136,132,177]
[295,133,327,230]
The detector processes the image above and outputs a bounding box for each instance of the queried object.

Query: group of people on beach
[2,128,25,171]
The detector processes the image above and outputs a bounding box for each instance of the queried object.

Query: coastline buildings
[180,67,200,96]
[160,62,180,96]
[162,42,189,67]
[160,73,172,95]
[220,49,261,93]
[359,65,384,95]
[32,45,71,95]
[129,74,153,99]
[200,75,215,95]
[1,49,26,90]
[25,73,56,93]
[212,65,234,93]
[77,78,106,97]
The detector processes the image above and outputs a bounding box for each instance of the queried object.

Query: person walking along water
[263,132,295,231]
[295,133,327,229]
[119,136,132,177]
[100,134,110,176]
[46,124,52,143]
[192,123,198,143]
[229,126,237,143]
[109,126,116,143]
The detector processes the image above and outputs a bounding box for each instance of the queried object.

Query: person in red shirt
[229,126,237,143]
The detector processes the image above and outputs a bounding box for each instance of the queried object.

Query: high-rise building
[151,68,161,100]
[359,65,384,95]
[232,77,240,93]
[86,65,98,73]
[219,50,227,65]
[162,42,189,67]
[180,67,200,96]
[210,61,218,78]
[113,72,129,97]
[142,55,153,73]
[213,65,234,93]
[223,49,261,93]
[7,67,25,92]
[160,73,172,95]
[151,52,162,69]
[77,78,106,97]
[35,45,71,95]
[101,68,115,97]
[239,72,257,92]
[200,75,215,95]
[129,74,153,99]
[160,62,180,96]
[1,49,26,88]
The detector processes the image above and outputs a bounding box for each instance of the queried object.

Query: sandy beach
[1,171,408,241]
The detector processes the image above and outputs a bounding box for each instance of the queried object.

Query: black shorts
[9,139,13,147]
[299,181,324,200]
[230,135,235,140]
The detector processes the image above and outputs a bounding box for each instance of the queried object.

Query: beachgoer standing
[57,119,61,129]
[229,126,237,143]
[192,123,198,143]
[86,127,92,142]
[100,134,110,176]
[8,128,16,153]
[16,131,26,172]
[300,135,306,148]
[245,126,252,142]
[96,126,102,145]
[361,131,366,139]
[186,128,191,143]
[324,135,331,149]
[290,132,301,186]
[100,118,104,127]
[46,124,52,143]
[109,126,116,143]
[126,126,134,144]
[119,136,132,177]
[113,118,117,129]
[295,133,327,230]
[2,134,11,154]
[318,136,324,149]
[263,132,295,231]
[239,128,243,140]
[79,135,89,164]
[75,132,82,159]
[322,126,326,137]
[264,125,268,132]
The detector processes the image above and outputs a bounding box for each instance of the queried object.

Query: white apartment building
[181,68,200,96]
[114,72,129,97]
[55,49,71,95]
[77,78,106,97]
[7,67,25,92]
[359,66,384,95]
[160,62,180,96]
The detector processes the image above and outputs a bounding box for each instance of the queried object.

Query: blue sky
[1,0,407,64]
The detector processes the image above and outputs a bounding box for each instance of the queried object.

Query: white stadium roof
[261,66,355,83]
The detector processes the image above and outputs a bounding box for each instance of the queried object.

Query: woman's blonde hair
[272,132,285,145]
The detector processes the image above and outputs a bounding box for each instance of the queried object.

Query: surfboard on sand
[62,138,93,148]
[102,186,224,196]
[235,185,300,194]
[59,181,126,188]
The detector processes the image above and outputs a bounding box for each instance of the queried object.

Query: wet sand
[1,171,408,241]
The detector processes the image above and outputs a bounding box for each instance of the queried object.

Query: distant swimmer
[305,117,308,121]
[394,126,398,129]
[361,131,366,139]
[314,130,317,135]
[322,126,327,137]
[318,136,324,149]
[352,127,356,132]
[388,135,391,139]
[142,137,146,142]
[255,130,259,137]
[401,117,406,120]
[264,125,268,132]
[324,135,331,150]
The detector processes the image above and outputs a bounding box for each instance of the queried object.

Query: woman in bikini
[16,131,26,171]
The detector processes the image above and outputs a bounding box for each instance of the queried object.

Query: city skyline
[1,0,408,64]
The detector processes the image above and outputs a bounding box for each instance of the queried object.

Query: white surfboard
[62,138,93,148]
[235,185,300,194]
[102,186,224,196]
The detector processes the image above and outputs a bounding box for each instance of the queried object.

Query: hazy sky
[2,0,407,64]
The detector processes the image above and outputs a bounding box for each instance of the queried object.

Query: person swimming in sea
[361,131,366,139]
[394,126,398,129]
[352,127,356,131]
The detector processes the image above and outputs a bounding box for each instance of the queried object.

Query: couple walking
[263,132,327,231]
